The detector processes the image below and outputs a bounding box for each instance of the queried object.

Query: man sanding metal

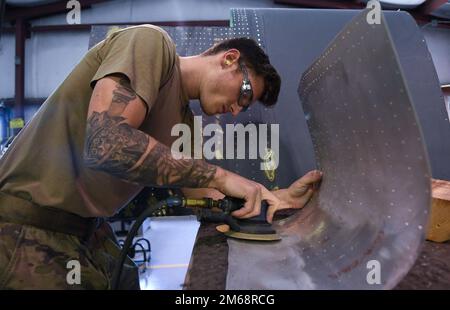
[0,25,322,289]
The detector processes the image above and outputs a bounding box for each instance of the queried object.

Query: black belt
[0,191,101,240]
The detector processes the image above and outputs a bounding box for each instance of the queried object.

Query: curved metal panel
[226,9,431,290]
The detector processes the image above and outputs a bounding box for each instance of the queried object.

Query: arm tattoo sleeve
[84,77,217,188]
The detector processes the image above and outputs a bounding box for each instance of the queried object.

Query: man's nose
[230,103,243,116]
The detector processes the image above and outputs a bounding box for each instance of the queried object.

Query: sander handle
[219,197,269,223]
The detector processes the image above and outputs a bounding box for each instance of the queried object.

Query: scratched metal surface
[226,9,431,289]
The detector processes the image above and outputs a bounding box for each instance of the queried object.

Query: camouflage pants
[0,220,139,290]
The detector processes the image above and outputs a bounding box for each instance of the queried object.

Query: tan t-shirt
[0,25,193,217]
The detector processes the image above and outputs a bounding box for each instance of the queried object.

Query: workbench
[184,222,450,290]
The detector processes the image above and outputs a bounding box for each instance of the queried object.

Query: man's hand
[184,170,322,223]
[266,170,323,222]
[208,167,281,220]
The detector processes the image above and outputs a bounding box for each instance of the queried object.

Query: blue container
[0,102,10,147]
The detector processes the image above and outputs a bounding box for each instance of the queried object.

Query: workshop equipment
[111,196,279,289]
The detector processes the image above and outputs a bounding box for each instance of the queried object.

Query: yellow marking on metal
[262,148,276,182]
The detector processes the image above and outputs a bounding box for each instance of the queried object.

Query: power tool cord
[111,196,183,290]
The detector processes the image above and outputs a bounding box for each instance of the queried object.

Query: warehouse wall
[0,0,290,108]
[422,24,450,86]
[0,0,449,122]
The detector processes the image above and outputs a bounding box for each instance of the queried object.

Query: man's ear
[222,49,240,67]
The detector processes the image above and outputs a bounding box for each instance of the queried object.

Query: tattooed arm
[84,75,217,188]
[84,75,281,219]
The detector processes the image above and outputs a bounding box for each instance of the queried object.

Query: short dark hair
[202,38,281,107]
